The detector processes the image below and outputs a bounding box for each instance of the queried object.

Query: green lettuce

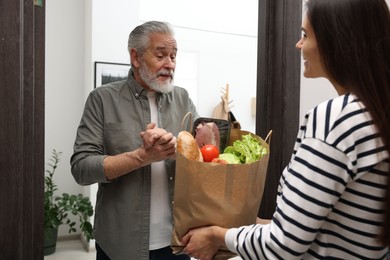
[218,153,241,164]
[222,134,268,164]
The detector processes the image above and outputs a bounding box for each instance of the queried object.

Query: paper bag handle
[181,112,193,132]
[260,130,272,147]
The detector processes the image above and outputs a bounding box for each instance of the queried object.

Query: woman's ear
[130,48,140,68]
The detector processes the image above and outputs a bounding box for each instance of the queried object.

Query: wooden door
[256,0,302,218]
[0,0,45,259]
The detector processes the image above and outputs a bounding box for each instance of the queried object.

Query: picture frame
[94,61,131,88]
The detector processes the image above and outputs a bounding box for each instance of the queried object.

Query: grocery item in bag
[171,130,271,259]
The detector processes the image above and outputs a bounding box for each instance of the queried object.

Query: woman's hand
[182,226,227,260]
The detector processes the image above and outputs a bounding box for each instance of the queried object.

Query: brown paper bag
[171,130,271,259]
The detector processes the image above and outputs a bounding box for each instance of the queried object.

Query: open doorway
[0,0,302,258]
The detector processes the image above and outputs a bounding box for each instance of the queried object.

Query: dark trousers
[96,242,110,260]
[149,246,190,260]
[96,242,190,260]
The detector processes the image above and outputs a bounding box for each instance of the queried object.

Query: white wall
[45,0,258,239]
[45,0,86,238]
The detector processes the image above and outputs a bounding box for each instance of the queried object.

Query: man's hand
[103,123,177,180]
[140,122,177,162]
[140,123,160,149]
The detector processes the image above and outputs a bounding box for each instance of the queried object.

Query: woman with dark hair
[181,0,390,259]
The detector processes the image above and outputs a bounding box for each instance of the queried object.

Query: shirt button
[169,177,173,181]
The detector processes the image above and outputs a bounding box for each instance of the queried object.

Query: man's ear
[130,48,140,68]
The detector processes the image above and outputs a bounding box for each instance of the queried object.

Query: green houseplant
[44,149,94,255]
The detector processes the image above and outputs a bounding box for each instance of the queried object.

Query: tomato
[200,144,219,162]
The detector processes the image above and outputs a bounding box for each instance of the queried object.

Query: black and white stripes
[225,94,389,259]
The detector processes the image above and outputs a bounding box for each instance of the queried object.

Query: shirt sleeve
[70,91,109,185]
[225,228,239,253]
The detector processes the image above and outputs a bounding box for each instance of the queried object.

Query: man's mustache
[157,69,174,77]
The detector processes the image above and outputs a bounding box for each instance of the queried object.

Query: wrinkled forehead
[147,33,177,52]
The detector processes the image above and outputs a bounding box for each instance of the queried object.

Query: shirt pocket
[103,122,142,154]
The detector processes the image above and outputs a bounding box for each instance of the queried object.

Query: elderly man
[71,21,199,260]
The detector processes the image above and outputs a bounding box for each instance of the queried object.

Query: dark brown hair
[306,0,390,246]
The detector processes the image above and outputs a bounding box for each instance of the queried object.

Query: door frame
[0,1,45,259]
[256,0,302,217]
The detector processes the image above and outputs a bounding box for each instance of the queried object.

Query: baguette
[177,131,203,162]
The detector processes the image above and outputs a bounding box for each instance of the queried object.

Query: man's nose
[163,57,175,69]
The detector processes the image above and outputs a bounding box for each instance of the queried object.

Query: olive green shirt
[70,70,199,259]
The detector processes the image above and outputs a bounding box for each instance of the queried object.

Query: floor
[44,239,94,260]
[44,239,241,260]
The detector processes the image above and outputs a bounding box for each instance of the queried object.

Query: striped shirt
[226,94,389,259]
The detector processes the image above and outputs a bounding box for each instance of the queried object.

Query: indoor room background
[45,0,389,249]
[45,0,259,246]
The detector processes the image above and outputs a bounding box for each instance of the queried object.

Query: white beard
[139,62,174,93]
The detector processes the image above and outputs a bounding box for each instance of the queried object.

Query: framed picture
[94,61,131,88]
